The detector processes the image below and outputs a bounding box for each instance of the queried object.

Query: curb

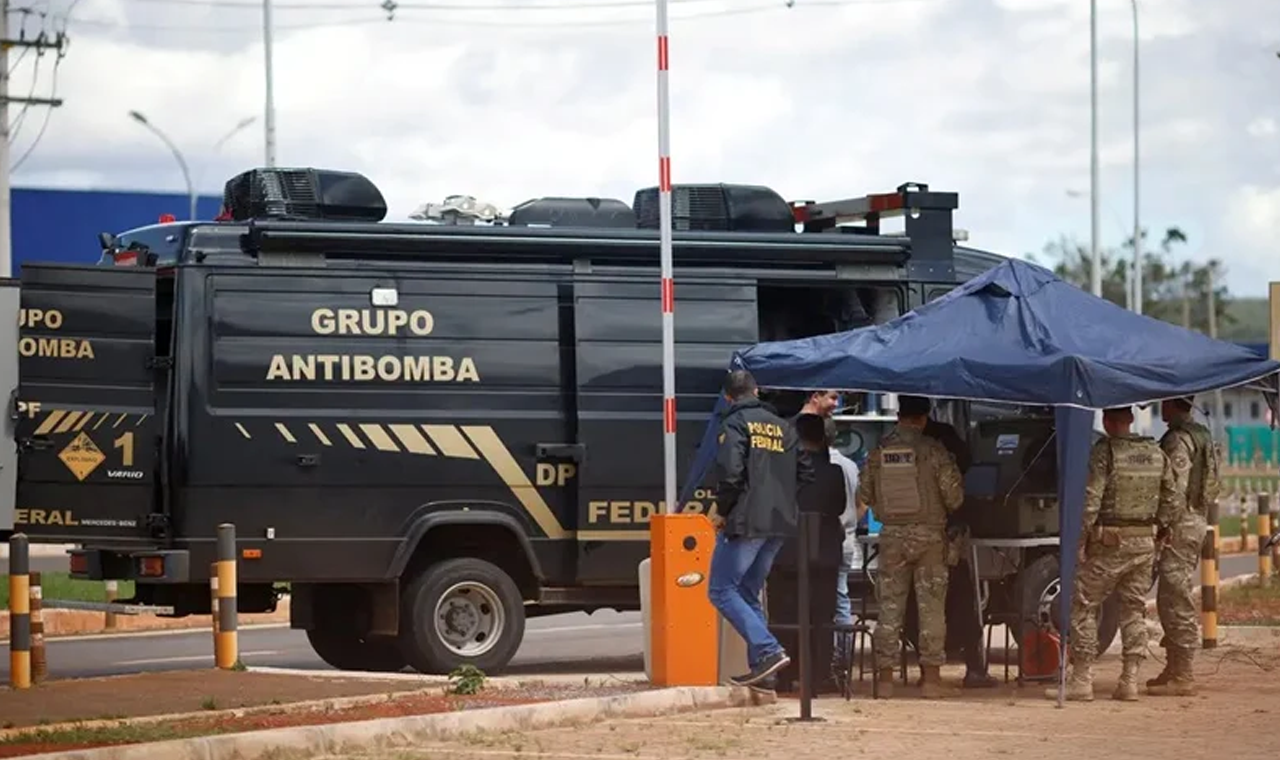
[0,598,292,643]
[17,685,762,760]
[0,672,652,742]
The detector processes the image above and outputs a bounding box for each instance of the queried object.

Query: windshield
[99,224,186,267]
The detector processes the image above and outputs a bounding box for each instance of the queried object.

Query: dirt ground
[0,671,650,757]
[325,646,1279,760]
[0,670,435,729]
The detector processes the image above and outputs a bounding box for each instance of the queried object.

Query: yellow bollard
[30,571,46,683]
[1259,493,1273,587]
[213,524,239,669]
[105,580,119,630]
[1201,522,1218,650]
[8,534,32,689]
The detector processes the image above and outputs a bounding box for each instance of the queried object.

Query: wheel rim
[433,581,505,658]
[1036,578,1062,633]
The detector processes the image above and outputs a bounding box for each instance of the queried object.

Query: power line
[111,0,932,10]
[9,48,61,171]
[57,0,939,33]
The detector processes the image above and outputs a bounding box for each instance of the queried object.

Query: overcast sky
[8,0,1279,296]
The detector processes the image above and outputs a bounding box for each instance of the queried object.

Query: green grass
[0,721,205,750]
[0,572,134,608]
[1218,515,1260,539]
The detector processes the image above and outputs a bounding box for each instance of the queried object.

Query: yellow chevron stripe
[461,425,569,540]
[34,410,66,435]
[388,424,435,455]
[359,423,400,452]
[335,423,366,449]
[73,412,94,432]
[423,425,479,459]
[235,423,252,440]
[92,413,110,430]
[54,411,84,434]
[275,423,297,443]
[308,423,332,447]
[113,413,129,428]
[135,414,150,427]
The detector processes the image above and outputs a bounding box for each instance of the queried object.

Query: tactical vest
[875,433,948,527]
[1099,436,1162,525]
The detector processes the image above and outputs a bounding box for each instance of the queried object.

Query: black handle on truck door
[535,443,586,463]
[297,454,320,467]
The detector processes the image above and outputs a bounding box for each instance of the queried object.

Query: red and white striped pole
[656,0,676,516]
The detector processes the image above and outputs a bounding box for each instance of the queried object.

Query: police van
[6,167,1027,674]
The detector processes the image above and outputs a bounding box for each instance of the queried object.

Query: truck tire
[398,557,525,675]
[306,627,407,672]
[1018,554,1119,657]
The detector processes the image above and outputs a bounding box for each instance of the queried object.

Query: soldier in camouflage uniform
[1148,396,1221,696]
[857,395,964,699]
[1050,406,1176,702]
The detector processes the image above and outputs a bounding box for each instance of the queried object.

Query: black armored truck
[3,167,1114,674]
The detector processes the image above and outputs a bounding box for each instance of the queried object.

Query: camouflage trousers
[1070,535,1156,666]
[873,526,948,670]
[1155,515,1207,651]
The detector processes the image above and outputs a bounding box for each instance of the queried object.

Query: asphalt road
[0,554,1259,682]
[0,609,645,681]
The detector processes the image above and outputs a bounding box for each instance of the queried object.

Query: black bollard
[787,511,824,723]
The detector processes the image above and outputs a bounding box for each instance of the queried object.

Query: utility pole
[1207,266,1224,439]
[1,2,66,277]
[1089,0,1102,297]
[1181,268,1191,329]
[1130,0,1142,314]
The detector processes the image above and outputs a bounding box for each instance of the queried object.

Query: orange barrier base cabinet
[649,513,720,687]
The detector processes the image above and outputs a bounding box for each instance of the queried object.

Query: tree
[1026,226,1232,336]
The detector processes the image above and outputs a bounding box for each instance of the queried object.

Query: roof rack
[791,182,959,280]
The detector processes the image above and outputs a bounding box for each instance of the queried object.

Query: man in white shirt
[829,423,862,627]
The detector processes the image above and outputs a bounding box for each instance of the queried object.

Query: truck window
[101,225,184,267]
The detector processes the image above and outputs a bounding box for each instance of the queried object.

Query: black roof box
[633,183,794,233]
[508,197,636,228]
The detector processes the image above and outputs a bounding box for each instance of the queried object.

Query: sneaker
[747,674,778,695]
[729,650,791,687]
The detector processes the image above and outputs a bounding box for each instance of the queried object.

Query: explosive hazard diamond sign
[58,432,106,482]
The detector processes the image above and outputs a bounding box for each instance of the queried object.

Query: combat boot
[919,665,951,699]
[1145,649,1174,690]
[1147,646,1196,697]
[1045,663,1094,702]
[1111,656,1141,701]
[874,668,895,699]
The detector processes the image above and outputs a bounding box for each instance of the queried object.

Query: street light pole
[129,111,196,221]
[1089,0,1102,297]
[263,0,277,166]
[1131,0,1142,314]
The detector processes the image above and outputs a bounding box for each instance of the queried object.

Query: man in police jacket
[708,369,810,688]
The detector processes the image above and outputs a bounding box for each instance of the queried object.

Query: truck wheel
[398,557,525,675]
[1019,554,1119,657]
[306,628,407,672]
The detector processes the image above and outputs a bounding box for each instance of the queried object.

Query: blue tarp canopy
[686,257,1280,702]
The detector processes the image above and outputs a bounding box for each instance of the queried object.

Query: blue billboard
[9,187,224,276]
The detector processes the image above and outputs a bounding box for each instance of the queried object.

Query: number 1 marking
[114,431,135,467]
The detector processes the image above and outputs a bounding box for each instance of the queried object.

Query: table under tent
[680,258,1280,703]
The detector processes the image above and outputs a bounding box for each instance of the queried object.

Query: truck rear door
[13,264,160,545]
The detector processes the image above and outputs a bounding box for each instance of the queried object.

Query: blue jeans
[707,533,785,669]
[834,552,854,625]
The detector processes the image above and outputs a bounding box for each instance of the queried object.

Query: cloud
[8,0,1279,296]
